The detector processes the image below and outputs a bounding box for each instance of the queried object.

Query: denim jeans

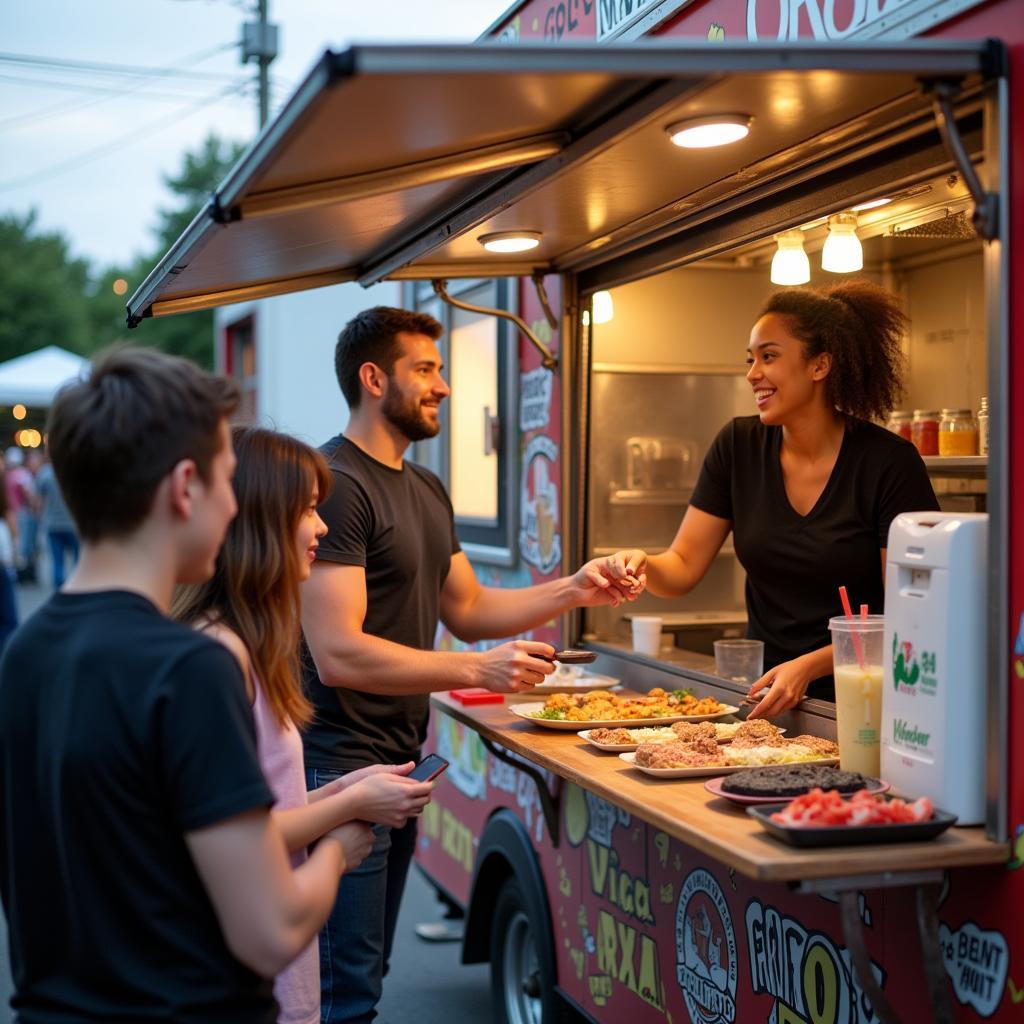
[47,529,79,588]
[305,766,418,1024]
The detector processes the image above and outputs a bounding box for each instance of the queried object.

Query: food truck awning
[127,41,1002,324]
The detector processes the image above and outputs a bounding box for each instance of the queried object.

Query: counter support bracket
[479,735,560,846]
[796,871,952,1024]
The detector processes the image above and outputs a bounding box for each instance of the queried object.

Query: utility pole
[241,0,278,130]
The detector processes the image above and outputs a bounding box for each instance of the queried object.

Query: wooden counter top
[432,692,1009,884]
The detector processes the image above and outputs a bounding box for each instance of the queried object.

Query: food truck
[128,1,1022,1020]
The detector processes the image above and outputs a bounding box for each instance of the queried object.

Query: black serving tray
[747,802,958,847]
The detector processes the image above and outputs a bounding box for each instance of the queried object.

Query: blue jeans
[0,567,17,654]
[47,529,79,588]
[305,766,418,1024]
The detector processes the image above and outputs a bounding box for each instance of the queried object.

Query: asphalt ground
[0,582,493,1024]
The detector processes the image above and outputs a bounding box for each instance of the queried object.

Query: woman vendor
[600,280,939,719]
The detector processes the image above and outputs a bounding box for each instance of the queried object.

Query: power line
[0,71,234,103]
[0,51,243,83]
[0,80,249,193]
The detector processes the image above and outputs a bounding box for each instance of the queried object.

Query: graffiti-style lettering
[596,910,663,1009]
[746,0,922,41]
[939,920,1009,1017]
[587,839,655,924]
[745,900,885,1023]
[440,809,474,873]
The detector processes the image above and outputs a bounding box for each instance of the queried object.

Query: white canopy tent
[0,346,88,408]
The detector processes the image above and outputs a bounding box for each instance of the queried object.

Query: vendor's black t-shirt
[690,416,939,695]
[301,437,460,770]
[0,590,277,1023]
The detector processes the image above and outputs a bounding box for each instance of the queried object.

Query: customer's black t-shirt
[690,417,938,692]
[301,437,461,770]
[0,590,277,1023]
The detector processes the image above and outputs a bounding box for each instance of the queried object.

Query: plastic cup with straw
[829,587,885,774]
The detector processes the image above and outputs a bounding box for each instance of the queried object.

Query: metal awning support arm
[924,78,999,241]
[478,735,560,845]
[531,273,558,331]
[432,279,559,371]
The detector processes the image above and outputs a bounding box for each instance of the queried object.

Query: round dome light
[821,214,863,274]
[478,231,542,253]
[770,231,810,286]
[666,114,751,149]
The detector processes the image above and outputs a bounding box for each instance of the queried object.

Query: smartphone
[409,753,449,782]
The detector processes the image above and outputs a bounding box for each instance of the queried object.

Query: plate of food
[581,719,789,752]
[619,740,839,779]
[533,671,621,693]
[509,688,736,730]
[747,789,956,847]
[704,766,889,805]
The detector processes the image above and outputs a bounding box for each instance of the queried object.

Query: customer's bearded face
[380,333,449,442]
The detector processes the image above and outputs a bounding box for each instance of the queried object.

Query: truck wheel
[490,876,575,1024]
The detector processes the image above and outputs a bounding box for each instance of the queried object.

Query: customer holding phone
[175,428,433,1024]
[300,307,636,1024]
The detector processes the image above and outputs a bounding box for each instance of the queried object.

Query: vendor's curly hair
[759,280,907,422]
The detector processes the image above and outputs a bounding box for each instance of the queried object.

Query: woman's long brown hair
[173,427,331,729]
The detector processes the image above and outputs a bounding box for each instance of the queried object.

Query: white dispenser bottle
[881,512,988,823]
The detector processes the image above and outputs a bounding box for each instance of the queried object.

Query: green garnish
[671,688,694,701]
[532,707,568,720]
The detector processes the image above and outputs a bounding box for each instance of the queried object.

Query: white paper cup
[631,615,663,657]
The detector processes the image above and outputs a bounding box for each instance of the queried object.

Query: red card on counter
[449,688,505,705]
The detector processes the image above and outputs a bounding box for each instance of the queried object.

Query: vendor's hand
[316,762,415,799]
[344,772,434,829]
[744,657,815,720]
[596,549,648,597]
[478,640,556,693]
[571,557,646,608]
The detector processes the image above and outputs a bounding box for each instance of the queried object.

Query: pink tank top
[251,675,320,1024]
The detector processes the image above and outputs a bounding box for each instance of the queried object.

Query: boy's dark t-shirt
[690,416,939,690]
[0,590,277,1023]
[301,437,460,771]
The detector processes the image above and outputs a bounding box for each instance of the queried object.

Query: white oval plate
[578,727,679,752]
[533,674,620,693]
[618,751,838,779]
[508,702,738,730]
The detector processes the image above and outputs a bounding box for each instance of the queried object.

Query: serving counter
[430,691,1009,1024]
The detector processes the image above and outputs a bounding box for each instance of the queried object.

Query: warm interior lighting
[591,291,614,324]
[770,231,810,286]
[665,114,751,149]
[478,230,542,253]
[821,214,863,273]
[851,197,892,212]
[12,404,26,421]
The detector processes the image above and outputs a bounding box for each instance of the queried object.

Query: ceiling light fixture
[821,214,863,273]
[770,230,811,286]
[665,114,752,149]
[591,291,614,325]
[478,230,542,253]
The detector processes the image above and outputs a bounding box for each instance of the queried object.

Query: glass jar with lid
[886,410,912,441]
[938,408,979,456]
[911,410,940,456]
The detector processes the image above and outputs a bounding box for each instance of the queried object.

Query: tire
[490,876,579,1024]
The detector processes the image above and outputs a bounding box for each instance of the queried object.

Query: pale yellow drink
[833,664,883,775]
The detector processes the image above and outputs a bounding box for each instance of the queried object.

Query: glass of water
[713,639,764,683]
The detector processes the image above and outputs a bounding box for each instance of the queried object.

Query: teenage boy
[0,348,372,1023]
[301,306,636,1024]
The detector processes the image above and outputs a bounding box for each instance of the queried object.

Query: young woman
[174,427,432,1024]
[602,280,939,719]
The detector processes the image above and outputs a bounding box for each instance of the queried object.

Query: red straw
[860,604,869,619]
[838,586,866,670]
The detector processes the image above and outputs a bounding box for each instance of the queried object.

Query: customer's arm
[187,810,370,977]
[302,562,556,695]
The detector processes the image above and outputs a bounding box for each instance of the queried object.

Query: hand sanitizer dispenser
[881,512,988,824]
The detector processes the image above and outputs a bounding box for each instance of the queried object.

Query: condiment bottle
[886,410,912,441]
[938,408,979,457]
[977,397,989,457]
[911,410,940,456]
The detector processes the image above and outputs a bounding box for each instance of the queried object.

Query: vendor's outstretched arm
[439,552,632,643]
[302,561,556,695]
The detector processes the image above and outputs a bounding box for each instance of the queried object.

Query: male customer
[0,348,372,1023]
[301,306,632,1024]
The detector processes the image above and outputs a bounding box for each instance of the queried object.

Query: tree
[0,212,93,363]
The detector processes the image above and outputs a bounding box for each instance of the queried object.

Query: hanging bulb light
[591,291,614,324]
[821,213,863,273]
[770,230,810,286]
